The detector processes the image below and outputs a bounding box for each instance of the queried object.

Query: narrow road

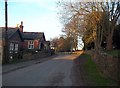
[3,53,84,86]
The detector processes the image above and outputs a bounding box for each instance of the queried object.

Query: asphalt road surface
[3,54,82,86]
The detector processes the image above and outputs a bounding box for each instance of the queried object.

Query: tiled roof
[0,27,19,39]
[23,32,45,40]
[0,27,23,41]
[0,27,45,41]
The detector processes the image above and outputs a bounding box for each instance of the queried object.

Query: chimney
[19,21,23,32]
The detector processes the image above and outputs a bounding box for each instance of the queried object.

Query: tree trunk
[106,23,115,50]
[95,24,102,51]
[106,34,113,50]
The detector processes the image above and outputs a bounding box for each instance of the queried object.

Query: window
[28,41,34,49]
[9,43,14,51]
[15,44,18,51]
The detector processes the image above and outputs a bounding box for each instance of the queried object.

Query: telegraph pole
[118,33,120,87]
[4,0,8,63]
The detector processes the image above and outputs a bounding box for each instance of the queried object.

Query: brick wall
[22,40,39,49]
[22,50,52,60]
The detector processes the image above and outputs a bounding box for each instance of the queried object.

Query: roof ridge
[23,32,44,34]
[0,27,16,29]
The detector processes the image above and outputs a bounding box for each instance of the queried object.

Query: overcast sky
[0,0,64,40]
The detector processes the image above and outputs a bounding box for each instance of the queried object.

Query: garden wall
[22,50,52,60]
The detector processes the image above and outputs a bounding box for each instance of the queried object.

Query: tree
[50,37,59,52]
[101,1,120,50]
[57,1,120,51]
[50,36,72,52]
[113,24,120,49]
[57,1,86,50]
[62,17,79,50]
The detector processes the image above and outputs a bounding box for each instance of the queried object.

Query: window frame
[9,43,14,51]
[15,43,19,51]
[28,40,34,49]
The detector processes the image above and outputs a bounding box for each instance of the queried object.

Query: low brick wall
[33,51,52,59]
[22,51,52,60]
[92,51,119,81]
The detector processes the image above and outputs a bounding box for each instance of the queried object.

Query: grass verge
[82,53,117,86]
[104,49,120,57]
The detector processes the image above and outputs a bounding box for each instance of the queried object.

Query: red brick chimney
[19,21,23,32]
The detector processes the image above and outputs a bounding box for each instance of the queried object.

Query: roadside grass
[82,53,117,86]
